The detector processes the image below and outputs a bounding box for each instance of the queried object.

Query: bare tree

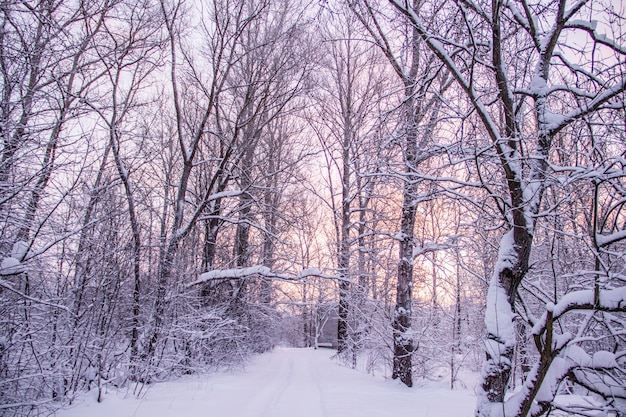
[309,7,395,361]
[87,0,163,374]
[148,0,310,361]
[0,0,141,412]
[349,0,451,386]
[387,0,626,414]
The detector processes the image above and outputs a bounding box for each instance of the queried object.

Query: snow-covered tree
[349,0,452,386]
[385,0,626,414]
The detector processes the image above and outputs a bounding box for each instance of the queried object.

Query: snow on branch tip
[0,241,29,276]
[595,229,626,247]
[186,266,341,288]
[532,287,626,336]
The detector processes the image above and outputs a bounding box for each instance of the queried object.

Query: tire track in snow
[245,348,330,417]
[309,350,331,417]
[237,350,291,417]
[259,352,294,417]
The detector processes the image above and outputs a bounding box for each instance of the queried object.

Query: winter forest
[0,0,625,415]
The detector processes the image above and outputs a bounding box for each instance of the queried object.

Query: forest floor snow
[55,347,476,417]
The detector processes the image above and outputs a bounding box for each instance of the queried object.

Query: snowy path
[57,348,475,417]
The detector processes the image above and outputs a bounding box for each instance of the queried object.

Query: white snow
[495,230,517,273]
[533,287,626,336]
[0,257,24,275]
[191,265,272,285]
[522,178,541,234]
[529,75,548,95]
[599,286,626,308]
[484,231,517,345]
[297,268,324,278]
[592,351,617,369]
[208,190,244,201]
[596,229,626,247]
[564,345,593,370]
[11,240,29,260]
[542,110,566,130]
[188,266,341,287]
[55,348,476,417]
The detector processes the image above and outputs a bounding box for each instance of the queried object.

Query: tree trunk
[391,180,418,387]
[202,173,229,271]
[230,131,260,312]
[337,108,352,354]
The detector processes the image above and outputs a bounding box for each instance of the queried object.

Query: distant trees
[310,8,389,359]
[146,0,314,373]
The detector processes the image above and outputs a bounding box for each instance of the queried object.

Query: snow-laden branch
[504,285,626,417]
[412,237,457,259]
[504,344,625,417]
[186,266,341,287]
[565,20,626,55]
[548,76,626,135]
[596,230,626,247]
[0,278,70,312]
[532,287,626,336]
[0,258,25,276]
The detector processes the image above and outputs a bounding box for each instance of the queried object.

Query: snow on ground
[56,348,476,417]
